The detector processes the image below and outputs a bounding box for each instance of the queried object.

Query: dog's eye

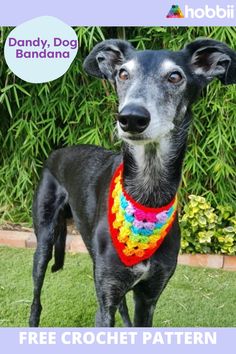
[168,71,182,84]
[118,69,129,81]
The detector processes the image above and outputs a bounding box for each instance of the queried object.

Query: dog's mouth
[120,133,153,145]
[125,135,144,141]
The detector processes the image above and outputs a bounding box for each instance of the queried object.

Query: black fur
[29,39,236,327]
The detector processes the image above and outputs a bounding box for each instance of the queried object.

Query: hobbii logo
[185,4,235,19]
[166,4,235,19]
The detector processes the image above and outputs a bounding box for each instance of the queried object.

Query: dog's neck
[122,113,191,208]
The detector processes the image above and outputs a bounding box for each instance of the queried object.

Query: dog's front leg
[132,265,176,327]
[95,304,116,327]
[94,261,132,327]
[133,288,157,327]
[94,275,123,326]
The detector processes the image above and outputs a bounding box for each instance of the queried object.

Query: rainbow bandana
[108,164,178,266]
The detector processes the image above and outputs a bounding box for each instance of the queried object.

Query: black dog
[29,38,236,327]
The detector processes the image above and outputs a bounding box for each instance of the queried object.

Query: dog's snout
[118,105,150,134]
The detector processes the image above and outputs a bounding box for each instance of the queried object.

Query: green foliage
[180,195,236,255]
[0,26,235,224]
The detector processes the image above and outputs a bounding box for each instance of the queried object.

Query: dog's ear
[83,39,135,80]
[185,39,236,85]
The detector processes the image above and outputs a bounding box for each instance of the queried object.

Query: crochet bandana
[108,164,178,266]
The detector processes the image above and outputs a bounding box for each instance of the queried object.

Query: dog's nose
[118,105,150,133]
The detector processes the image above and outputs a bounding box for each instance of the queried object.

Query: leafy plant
[0,26,235,224]
[180,195,236,255]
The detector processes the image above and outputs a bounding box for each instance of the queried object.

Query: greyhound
[29,38,236,327]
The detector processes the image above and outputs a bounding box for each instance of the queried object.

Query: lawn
[0,246,236,327]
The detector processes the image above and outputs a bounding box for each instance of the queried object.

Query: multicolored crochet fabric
[108,164,178,266]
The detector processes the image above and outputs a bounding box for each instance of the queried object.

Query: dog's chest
[131,261,151,287]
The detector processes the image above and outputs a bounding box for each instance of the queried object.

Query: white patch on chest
[131,261,151,287]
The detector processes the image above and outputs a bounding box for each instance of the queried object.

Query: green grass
[0,246,236,327]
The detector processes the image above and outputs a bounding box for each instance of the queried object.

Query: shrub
[0,26,235,224]
[180,195,236,255]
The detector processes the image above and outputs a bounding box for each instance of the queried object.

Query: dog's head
[83,39,236,145]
